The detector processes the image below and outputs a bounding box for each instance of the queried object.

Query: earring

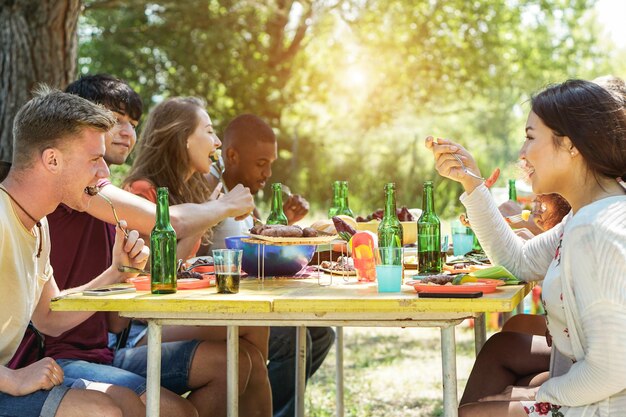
[570,151,575,156]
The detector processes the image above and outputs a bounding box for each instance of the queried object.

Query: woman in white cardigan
[427,79,626,417]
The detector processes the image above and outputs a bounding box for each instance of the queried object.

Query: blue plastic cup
[452,222,474,256]
[376,265,402,292]
[376,247,403,293]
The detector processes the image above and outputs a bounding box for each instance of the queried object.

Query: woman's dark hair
[531,79,626,182]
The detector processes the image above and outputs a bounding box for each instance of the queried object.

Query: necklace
[0,186,43,258]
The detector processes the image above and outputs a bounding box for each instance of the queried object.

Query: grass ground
[305,325,488,417]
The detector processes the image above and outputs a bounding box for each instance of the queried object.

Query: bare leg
[139,325,270,360]
[239,339,272,417]
[502,314,547,336]
[460,332,550,405]
[185,340,253,417]
[517,370,549,387]
[55,389,122,417]
[139,387,198,417]
[86,382,145,417]
[459,401,528,417]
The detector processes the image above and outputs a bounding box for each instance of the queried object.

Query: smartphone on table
[418,291,483,299]
[83,286,136,296]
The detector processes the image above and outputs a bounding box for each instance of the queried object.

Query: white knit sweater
[461,184,626,417]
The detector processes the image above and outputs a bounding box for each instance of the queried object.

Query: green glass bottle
[150,187,177,294]
[328,181,342,218]
[266,183,288,225]
[417,181,442,274]
[378,183,403,249]
[508,179,517,202]
[338,181,354,217]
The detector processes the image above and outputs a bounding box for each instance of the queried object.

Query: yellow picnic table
[51,276,528,417]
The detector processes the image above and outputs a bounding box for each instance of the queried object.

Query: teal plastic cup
[376,247,403,293]
[452,221,474,256]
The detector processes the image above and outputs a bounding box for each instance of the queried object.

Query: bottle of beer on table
[266,182,289,225]
[417,181,442,274]
[508,179,517,202]
[328,180,343,218]
[338,181,355,217]
[378,182,403,249]
[150,187,177,294]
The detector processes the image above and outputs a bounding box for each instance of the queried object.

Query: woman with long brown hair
[123,97,272,417]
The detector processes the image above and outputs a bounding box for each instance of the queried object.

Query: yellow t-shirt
[0,191,52,366]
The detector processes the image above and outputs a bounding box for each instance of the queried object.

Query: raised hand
[4,358,64,396]
[220,183,255,220]
[112,220,149,278]
[283,194,309,224]
[425,136,484,193]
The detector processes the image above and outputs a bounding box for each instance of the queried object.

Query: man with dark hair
[207,113,334,417]
[0,87,150,417]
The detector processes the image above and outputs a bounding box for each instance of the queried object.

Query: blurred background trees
[2,0,621,217]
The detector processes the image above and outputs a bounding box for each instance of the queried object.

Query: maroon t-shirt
[41,202,116,364]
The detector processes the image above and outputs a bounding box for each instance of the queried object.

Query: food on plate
[356,206,415,222]
[309,219,335,234]
[189,257,213,266]
[302,227,320,237]
[311,215,356,236]
[419,274,454,285]
[177,270,203,279]
[249,224,305,237]
[320,256,355,273]
[332,216,358,242]
[443,263,489,274]
[452,274,477,285]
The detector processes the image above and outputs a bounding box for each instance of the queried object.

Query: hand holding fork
[427,136,485,182]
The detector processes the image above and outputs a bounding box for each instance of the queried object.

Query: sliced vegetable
[332,216,357,242]
[452,274,478,285]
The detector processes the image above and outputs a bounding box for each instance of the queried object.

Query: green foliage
[78,0,618,218]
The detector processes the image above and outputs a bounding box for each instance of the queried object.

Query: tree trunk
[0,0,81,173]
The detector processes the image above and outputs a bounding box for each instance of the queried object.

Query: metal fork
[281,184,293,197]
[98,193,129,238]
[451,153,485,181]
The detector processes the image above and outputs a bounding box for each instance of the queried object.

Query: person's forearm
[32,267,124,337]
[461,184,555,281]
[89,184,158,236]
[93,184,230,239]
[176,234,204,260]
[169,200,233,238]
[0,366,15,394]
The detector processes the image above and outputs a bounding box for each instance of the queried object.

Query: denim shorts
[59,339,200,396]
[0,385,69,417]
[108,321,148,350]
[57,358,148,395]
